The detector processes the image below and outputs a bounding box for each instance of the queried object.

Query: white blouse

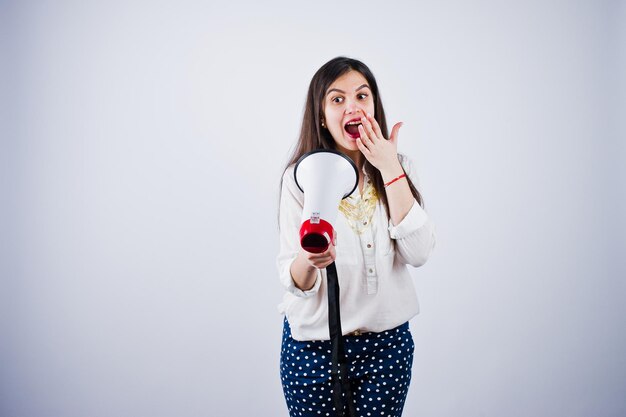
[276,154,436,341]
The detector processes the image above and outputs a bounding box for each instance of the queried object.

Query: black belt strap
[326,262,356,417]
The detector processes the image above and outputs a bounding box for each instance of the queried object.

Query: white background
[1,1,625,416]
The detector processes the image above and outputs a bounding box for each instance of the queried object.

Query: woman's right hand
[290,241,336,291]
[300,243,336,269]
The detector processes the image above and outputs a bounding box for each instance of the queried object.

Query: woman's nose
[345,101,363,116]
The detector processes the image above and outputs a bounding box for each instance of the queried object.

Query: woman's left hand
[356,113,404,176]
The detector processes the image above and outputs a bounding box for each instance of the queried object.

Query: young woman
[277,57,436,417]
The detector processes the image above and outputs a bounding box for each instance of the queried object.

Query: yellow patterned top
[339,180,379,234]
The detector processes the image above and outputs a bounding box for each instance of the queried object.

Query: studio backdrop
[1,1,624,416]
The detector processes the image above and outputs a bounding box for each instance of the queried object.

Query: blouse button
[369,268,374,273]
[367,243,372,248]
[363,221,368,225]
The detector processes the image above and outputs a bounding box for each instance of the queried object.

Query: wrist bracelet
[384,173,406,188]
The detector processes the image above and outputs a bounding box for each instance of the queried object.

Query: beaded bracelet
[384,173,406,188]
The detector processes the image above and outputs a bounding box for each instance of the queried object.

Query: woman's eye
[332,97,344,103]
[358,93,369,100]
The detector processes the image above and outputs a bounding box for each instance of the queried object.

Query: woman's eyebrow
[326,84,371,96]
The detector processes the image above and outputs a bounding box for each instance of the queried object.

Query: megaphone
[294,150,359,254]
[294,149,360,416]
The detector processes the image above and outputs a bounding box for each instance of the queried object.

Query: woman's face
[323,70,375,156]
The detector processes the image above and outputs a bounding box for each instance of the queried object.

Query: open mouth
[344,120,362,138]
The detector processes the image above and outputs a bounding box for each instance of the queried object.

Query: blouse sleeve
[276,166,323,297]
[387,155,437,267]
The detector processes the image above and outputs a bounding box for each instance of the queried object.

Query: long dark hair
[281,56,423,221]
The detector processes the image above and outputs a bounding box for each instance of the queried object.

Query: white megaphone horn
[294,150,359,254]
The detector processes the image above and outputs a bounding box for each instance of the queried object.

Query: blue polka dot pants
[280,319,415,417]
